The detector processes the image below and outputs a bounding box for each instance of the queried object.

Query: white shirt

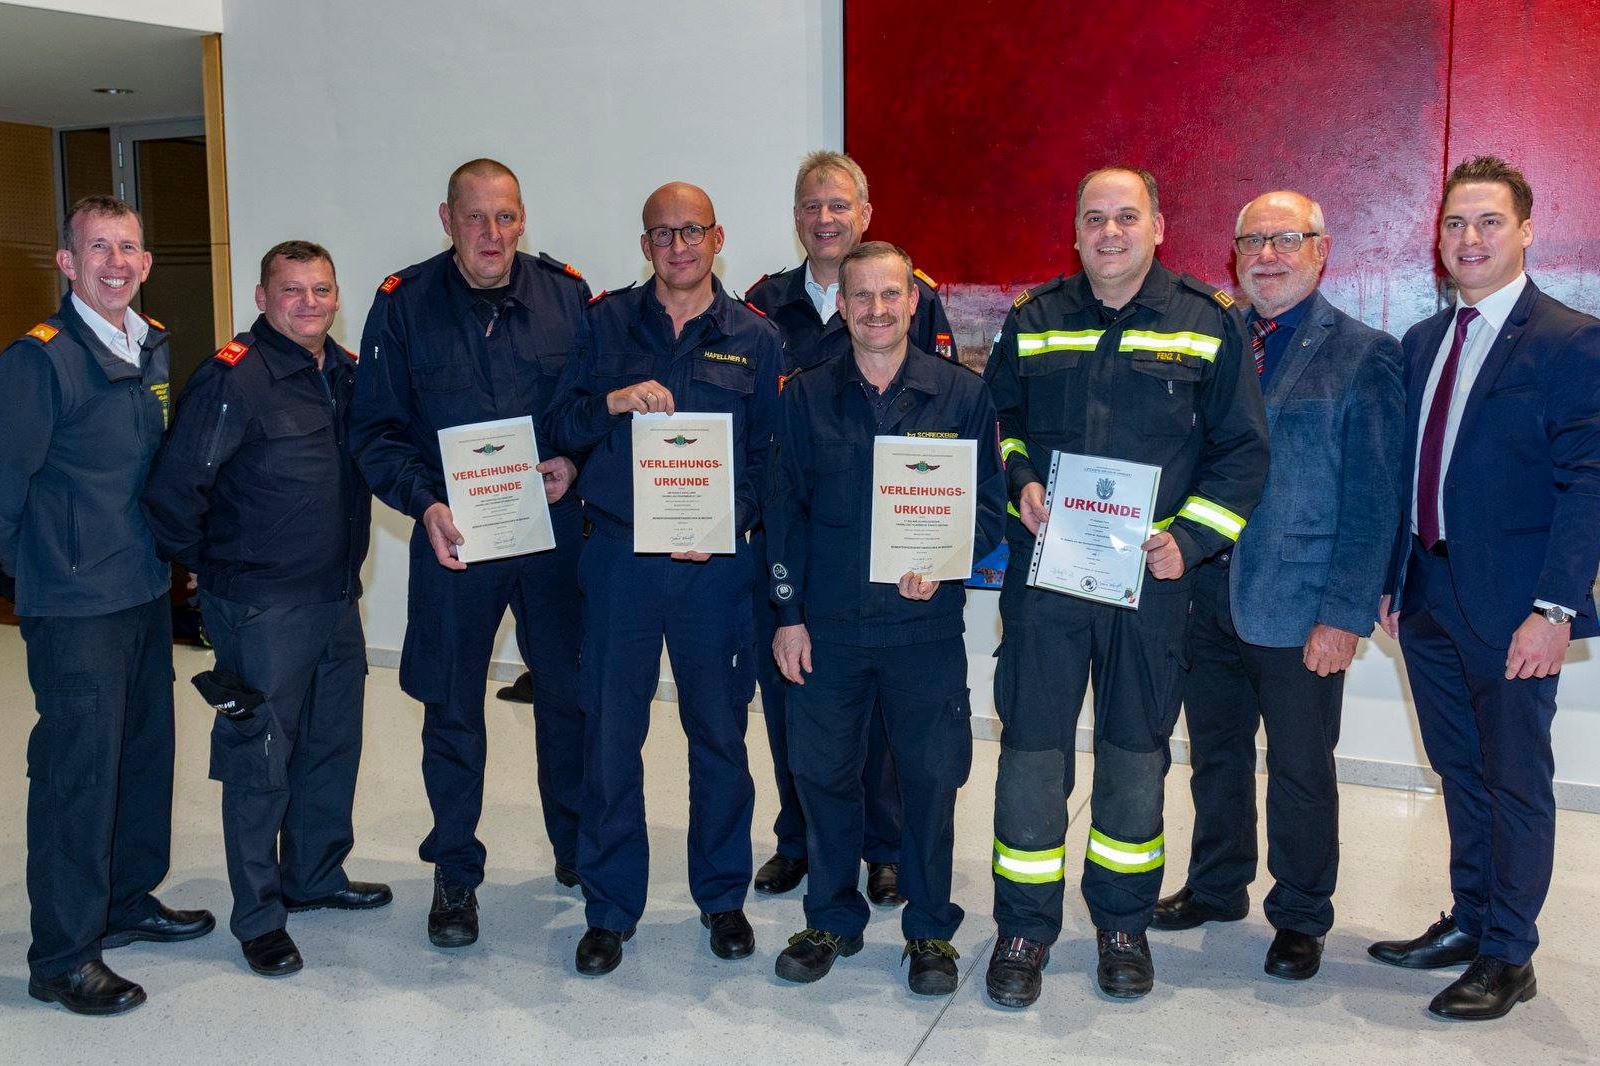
[71,292,147,368]
[1411,272,1527,539]
[804,262,839,324]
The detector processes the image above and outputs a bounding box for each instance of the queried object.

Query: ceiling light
[93,87,135,95]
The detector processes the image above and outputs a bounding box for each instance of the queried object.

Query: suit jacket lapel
[1263,292,1332,426]
[1456,277,1540,438]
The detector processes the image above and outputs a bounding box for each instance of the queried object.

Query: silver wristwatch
[1537,604,1574,625]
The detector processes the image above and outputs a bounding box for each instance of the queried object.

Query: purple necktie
[1416,305,1480,548]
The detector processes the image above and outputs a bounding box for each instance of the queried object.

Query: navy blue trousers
[576,530,756,932]
[200,593,367,941]
[1400,544,1558,966]
[752,528,901,864]
[22,596,174,979]
[401,504,585,889]
[787,638,971,941]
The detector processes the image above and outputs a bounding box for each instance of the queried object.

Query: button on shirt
[1411,273,1527,539]
[71,292,146,367]
[804,263,839,323]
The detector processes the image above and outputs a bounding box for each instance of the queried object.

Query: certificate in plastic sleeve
[1026,450,1161,609]
[869,435,978,583]
[631,412,736,555]
[437,415,556,564]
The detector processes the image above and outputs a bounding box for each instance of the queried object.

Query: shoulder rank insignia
[1211,288,1235,309]
[745,272,772,293]
[777,369,798,395]
[141,313,166,330]
[214,340,251,366]
[563,262,583,280]
[379,274,403,294]
[341,344,359,363]
[1012,287,1033,310]
[744,300,768,318]
[913,268,939,290]
[26,323,60,344]
[587,290,608,306]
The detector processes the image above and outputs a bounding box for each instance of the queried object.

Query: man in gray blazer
[1152,191,1404,980]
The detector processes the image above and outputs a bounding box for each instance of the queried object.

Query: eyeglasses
[1234,231,1320,255]
[645,223,715,248]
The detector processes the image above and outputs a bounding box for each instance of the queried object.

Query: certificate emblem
[473,442,505,454]
[1096,477,1115,500]
[906,461,941,473]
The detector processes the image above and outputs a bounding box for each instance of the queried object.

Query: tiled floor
[1,631,1595,1065]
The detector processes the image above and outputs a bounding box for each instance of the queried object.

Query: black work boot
[985,934,1050,1008]
[1096,929,1154,999]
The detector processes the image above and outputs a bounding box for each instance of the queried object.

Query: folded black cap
[191,668,266,720]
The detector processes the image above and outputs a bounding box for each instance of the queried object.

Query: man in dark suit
[1153,191,1403,981]
[1369,156,1600,1021]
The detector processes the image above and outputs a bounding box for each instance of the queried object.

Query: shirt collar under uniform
[70,291,147,366]
[803,260,840,322]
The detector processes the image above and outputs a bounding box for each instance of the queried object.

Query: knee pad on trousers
[995,745,1068,848]
[1091,740,1164,840]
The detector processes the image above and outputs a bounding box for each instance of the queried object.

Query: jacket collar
[248,315,350,380]
[56,293,163,384]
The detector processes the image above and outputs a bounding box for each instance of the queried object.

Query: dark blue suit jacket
[1230,290,1404,647]
[1385,277,1600,646]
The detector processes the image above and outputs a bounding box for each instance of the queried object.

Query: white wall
[219,0,843,665]
[6,0,221,31]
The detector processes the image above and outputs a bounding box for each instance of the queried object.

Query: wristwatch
[1536,603,1575,625]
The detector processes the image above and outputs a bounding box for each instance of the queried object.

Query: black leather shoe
[554,862,581,888]
[1150,886,1248,931]
[102,903,216,949]
[1428,956,1537,1020]
[701,909,755,960]
[28,960,146,1016]
[867,862,904,907]
[1368,912,1479,969]
[575,926,634,976]
[774,928,864,983]
[1265,928,1324,980]
[1097,929,1155,999]
[904,938,960,996]
[753,853,807,895]
[285,881,393,913]
[985,935,1050,1008]
[495,671,534,703]
[241,929,303,977]
[428,872,478,948]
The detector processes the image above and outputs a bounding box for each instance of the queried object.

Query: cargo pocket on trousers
[937,688,975,789]
[27,688,100,797]
[209,709,285,790]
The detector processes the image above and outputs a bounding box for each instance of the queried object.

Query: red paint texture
[846,0,1599,332]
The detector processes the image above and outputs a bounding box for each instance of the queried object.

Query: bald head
[1234,189,1330,318]
[640,181,723,297]
[642,182,715,229]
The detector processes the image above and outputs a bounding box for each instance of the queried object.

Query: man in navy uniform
[743,151,957,904]
[0,195,213,1015]
[1153,192,1403,981]
[546,182,782,975]
[350,159,591,947]
[1370,156,1600,1021]
[982,167,1268,1005]
[766,241,1004,993]
[144,240,388,977]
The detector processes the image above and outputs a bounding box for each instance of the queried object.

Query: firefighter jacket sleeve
[766,385,812,628]
[1168,309,1270,568]
[142,359,248,570]
[350,290,439,522]
[983,314,1043,508]
[0,341,58,575]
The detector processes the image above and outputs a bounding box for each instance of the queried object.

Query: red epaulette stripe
[214,340,251,365]
[142,313,166,330]
[587,290,608,306]
[26,323,59,344]
[563,262,584,280]
[342,344,359,363]
[379,274,402,294]
[744,301,768,318]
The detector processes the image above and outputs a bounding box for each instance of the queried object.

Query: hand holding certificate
[632,413,736,554]
[869,436,978,584]
[438,416,557,564]
[1026,451,1161,608]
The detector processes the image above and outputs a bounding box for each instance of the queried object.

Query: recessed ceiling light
[93,87,135,95]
